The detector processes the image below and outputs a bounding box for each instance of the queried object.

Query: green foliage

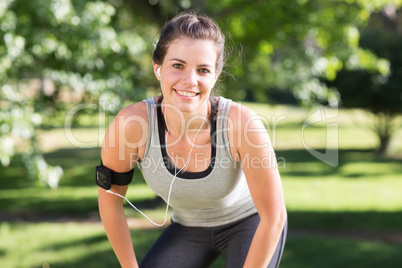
[117,0,401,104]
[0,0,157,187]
[359,14,402,115]
[213,0,371,104]
[324,6,402,153]
[1,0,401,185]
[1,0,155,100]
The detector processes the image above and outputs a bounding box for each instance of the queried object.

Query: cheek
[203,78,216,91]
[199,75,216,86]
[160,74,176,88]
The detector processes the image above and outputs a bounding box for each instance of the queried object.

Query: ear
[153,62,161,81]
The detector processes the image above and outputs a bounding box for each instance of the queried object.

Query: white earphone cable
[107,98,207,226]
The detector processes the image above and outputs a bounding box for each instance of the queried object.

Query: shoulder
[117,99,148,121]
[227,100,256,119]
[227,100,261,131]
[101,100,150,171]
[114,101,149,139]
[121,96,155,126]
[223,100,267,160]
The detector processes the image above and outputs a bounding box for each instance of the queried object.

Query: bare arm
[98,102,148,268]
[230,103,287,268]
[99,185,138,268]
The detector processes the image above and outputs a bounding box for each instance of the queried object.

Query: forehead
[165,37,218,65]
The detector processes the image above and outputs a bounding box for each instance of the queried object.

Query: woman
[98,11,287,268]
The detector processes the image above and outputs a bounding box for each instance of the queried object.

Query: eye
[172,63,183,69]
[199,68,211,74]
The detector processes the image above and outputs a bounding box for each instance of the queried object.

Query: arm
[99,185,138,268]
[98,102,148,268]
[230,103,287,268]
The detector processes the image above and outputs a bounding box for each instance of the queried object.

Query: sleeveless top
[137,96,257,227]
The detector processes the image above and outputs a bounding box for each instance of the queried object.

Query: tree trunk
[373,112,397,154]
[377,133,391,154]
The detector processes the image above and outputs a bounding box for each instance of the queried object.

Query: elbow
[279,205,287,223]
[259,207,287,231]
[278,209,287,230]
[271,210,287,232]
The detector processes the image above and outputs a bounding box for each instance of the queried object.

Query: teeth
[176,90,197,97]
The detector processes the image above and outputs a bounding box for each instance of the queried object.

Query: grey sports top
[137,96,257,227]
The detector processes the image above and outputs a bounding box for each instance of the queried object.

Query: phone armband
[95,163,134,190]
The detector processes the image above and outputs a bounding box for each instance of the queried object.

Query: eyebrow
[169,58,213,68]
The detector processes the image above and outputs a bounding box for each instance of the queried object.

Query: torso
[133,95,239,171]
[136,96,257,227]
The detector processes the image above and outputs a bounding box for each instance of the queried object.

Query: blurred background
[0,0,401,267]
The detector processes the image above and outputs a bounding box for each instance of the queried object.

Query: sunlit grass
[283,176,402,212]
[0,222,127,268]
[281,234,402,268]
[0,185,156,215]
[1,103,401,267]
[38,104,402,153]
[1,221,401,268]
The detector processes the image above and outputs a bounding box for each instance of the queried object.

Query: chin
[175,103,197,114]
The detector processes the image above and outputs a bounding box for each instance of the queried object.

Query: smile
[175,90,199,97]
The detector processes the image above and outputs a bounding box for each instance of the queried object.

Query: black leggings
[139,213,287,268]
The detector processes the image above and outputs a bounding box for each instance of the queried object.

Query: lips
[174,89,199,97]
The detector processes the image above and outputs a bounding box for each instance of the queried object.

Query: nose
[181,69,198,87]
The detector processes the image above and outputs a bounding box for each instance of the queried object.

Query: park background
[1,0,401,267]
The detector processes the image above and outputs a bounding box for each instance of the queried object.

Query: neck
[162,98,210,135]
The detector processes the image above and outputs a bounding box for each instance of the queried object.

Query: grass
[1,103,401,267]
[281,234,402,268]
[2,222,400,268]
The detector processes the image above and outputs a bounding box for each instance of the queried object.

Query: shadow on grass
[43,147,147,187]
[281,233,402,268]
[46,229,164,268]
[40,233,107,252]
[276,148,402,178]
[0,196,99,216]
[0,192,163,220]
[36,227,402,268]
[1,147,401,228]
[1,147,402,267]
[288,210,402,233]
[2,146,399,189]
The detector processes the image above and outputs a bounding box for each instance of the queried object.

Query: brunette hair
[153,11,226,74]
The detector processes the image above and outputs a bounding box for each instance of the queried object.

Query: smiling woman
[154,37,218,116]
[97,11,287,268]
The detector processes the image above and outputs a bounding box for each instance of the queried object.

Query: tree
[1,0,400,186]
[119,0,401,104]
[326,5,402,153]
[0,0,158,187]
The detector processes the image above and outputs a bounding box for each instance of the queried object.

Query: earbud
[157,67,161,77]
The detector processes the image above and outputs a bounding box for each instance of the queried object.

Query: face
[153,37,219,114]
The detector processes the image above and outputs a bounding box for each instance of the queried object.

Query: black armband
[95,162,134,190]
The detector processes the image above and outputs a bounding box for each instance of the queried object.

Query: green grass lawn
[1,103,401,267]
[2,222,401,268]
